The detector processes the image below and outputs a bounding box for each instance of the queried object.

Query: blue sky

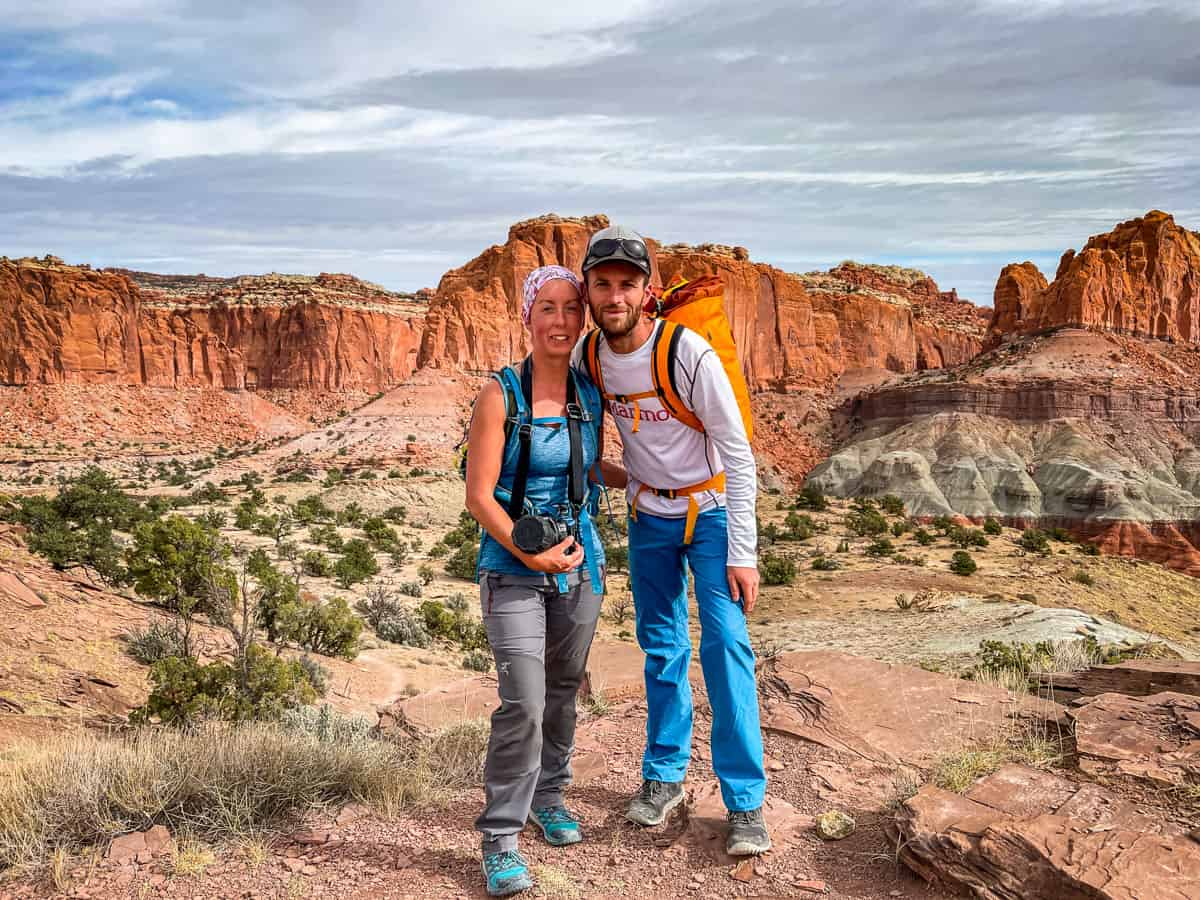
[2,0,1198,303]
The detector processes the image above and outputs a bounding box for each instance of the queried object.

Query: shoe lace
[485,850,525,875]
[638,780,669,803]
[536,806,576,826]
[729,809,759,826]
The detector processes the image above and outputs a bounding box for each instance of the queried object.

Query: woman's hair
[521,265,581,323]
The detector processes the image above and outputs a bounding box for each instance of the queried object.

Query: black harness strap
[506,357,534,520]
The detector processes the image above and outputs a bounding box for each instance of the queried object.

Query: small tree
[983,517,1002,536]
[760,552,796,586]
[880,494,905,516]
[846,508,888,537]
[795,484,828,511]
[334,539,379,588]
[1020,529,1050,554]
[445,541,479,580]
[950,550,977,576]
[279,596,361,659]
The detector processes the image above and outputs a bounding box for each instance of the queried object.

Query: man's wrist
[726,556,758,569]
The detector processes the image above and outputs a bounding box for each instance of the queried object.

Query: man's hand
[726,565,760,614]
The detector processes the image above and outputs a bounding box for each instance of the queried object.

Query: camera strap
[506,356,535,520]
[565,372,587,534]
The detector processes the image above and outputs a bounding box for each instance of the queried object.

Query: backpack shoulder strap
[579,329,607,396]
[506,357,535,520]
[652,320,704,433]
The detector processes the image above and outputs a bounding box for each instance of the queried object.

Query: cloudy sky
[2,1,1198,302]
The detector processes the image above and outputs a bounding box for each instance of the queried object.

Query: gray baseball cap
[582,224,652,277]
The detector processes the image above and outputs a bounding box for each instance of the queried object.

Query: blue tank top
[476,367,607,594]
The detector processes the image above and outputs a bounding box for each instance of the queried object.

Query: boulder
[1036,659,1200,699]
[892,765,1200,900]
[814,810,855,840]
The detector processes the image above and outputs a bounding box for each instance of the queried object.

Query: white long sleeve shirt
[573,320,758,567]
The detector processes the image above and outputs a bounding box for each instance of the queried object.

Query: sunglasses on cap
[585,238,649,263]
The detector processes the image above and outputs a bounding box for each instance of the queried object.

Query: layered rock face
[986,210,1200,344]
[417,215,988,389]
[0,257,426,392]
[810,211,1200,576]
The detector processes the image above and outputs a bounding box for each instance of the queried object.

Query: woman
[465,265,617,897]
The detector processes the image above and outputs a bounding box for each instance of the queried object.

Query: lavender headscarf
[521,265,582,324]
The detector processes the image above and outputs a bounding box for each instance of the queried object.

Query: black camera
[512,515,577,555]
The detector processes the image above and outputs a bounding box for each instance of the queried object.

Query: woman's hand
[518,536,580,574]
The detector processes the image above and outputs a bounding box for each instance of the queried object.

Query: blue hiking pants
[629,506,766,811]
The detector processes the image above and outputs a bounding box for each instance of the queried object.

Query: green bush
[336,502,365,527]
[442,511,481,550]
[1080,542,1100,556]
[983,517,1002,535]
[375,609,432,648]
[382,505,407,523]
[948,526,989,549]
[293,494,334,524]
[196,509,227,531]
[1047,527,1073,543]
[846,507,888,537]
[189,483,226,505]
[913,528,934,546]
[247,550,302,644]
[975,639,1052,678]
[811,556,840,571]
[782,511,815,541]
[865,537,894,557]
[388,545,409,568]
[604,542,629,571]
[124,619,186,664]
[760,553,795,586]
[127,515,235,616]
[447,592,469,613]
[880,494,905,516]
[297,655,329,697]
[418,600,489,651]
[427,541,448,559]
[280,597,361,659]
[131,644,316,726]
[949,550,977,576]
[462,651,492,673]
[795,484,828,511]
[891,520,909,537]
[1072,569,1095,586]
[309,524,343,552]
[445,541,479,580]
[362,516,400,550]
[334,539,379,588]
[1019,529,1050,554]
[397,580,423,597]
[930,515,955,534]
[301,549,332,578]
[417,564,436,586]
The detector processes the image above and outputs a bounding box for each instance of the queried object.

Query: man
[573,224,769,856]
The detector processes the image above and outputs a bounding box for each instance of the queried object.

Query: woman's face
[527,279,585,360]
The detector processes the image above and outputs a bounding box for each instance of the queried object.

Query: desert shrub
[893,554,927,566]
[445,541,479,580]
[759,552,796,586]
[297,655,330,697]
[604,541,629,571]
[851,497,877,512]
[196,509,227,531]
[397,580,423,597]
[462,651,492,673]
[1047,527,1073,543]
[427,542,448,559]
[335,502,365,527]
[362,516,400,551]
[280,704,372,745]
[442,511,482,549]
[246,550,301,644]
[846,507,888,537]
[417,564,436,586]
[301,549,332,578]
[334,539,379,588]
[759,521,780,544]
[446,592,469,613]
[795,484,828,511]
[309,524,343,552]
[375,608,432,648]
[835,540,849,553]
[279,597,361,660]
[983,517,1002,535]
[606,592,634,624]
[127,515,235,616]
[948,526,989,549]
[865,536,895,557]
[930,515,955,534]
[975,639,1053,679]
[949,550,977,576]
[880,494,905,516]
[418,600,488,651]
[1071,569,1095,586]
[1019,529,1050,554]
[913,528,934,546]
[782,511,815,541]
[811,556,840,571]
[890,520,909,537]
[130,645,316,726]
[124,619,186,664]
[1080,542,1100,556]
[293,494,334,524]
[189,483,226,505]
[323,468,345,487]
[382,505,407,523]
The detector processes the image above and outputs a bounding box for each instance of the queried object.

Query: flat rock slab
[892,765,1200,900]
[1043,659,1200,698]
[678,782,813,863]
[0,572,44,609]
[1069,690,1200,786]
[761,651,1060,766]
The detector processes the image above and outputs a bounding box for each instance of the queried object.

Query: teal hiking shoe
[482,849,533,897]
[530,805,583,846]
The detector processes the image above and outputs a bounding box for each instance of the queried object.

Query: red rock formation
[0,258,425,392]
[987,210,1200,344]
[417,215,988,388]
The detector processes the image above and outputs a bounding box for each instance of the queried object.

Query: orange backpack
[579,274,754,441]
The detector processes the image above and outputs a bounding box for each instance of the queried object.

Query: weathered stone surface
[1035,659,1200,698]
[417,215,986,390]
[759,651,1058,766]
[1069,690,1200,786]
[893,765,1200,900]
[814,810,855,840]
[678,781,812,862]
[106,825,174,863]
[987,210,1200,344]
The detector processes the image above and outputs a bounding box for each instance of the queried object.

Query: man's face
[585,261,648,339]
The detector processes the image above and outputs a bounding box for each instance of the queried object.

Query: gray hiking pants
[474,570,603,853]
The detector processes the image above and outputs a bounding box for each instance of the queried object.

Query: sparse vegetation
[880,494,905,516]
[845,507,888,537]
[795,484,828,511]
[759,552,796,586]
[983,517,1002,535]
[1019,528,1051,554]
[949,550,977,576]
[333,539,379,588]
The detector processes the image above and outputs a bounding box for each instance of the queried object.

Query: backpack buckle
[565,402,589,422]
[516,422,533,439]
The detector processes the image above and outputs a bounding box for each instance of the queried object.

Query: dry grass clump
[0,718,487,874]
[929,720,1065,794]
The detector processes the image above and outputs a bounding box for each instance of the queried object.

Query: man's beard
[595,305,641,340]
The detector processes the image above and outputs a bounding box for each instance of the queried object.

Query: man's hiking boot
[625,779,685,826]
[530,805,583,846]
[726,807,772,856]
[482,849,534,897]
